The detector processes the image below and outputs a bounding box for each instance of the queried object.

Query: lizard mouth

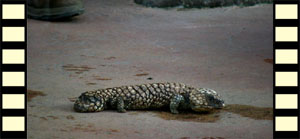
[210,101,225,109]
[74,99,89,112]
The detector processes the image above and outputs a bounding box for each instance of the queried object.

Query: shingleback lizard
[74,83,225,114]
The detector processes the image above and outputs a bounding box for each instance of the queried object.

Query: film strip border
[0,0,27,138]
[274,0,300,138]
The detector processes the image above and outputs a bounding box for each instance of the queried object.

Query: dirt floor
[28,0,273,138]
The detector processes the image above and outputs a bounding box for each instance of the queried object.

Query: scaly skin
[74,83,225,114]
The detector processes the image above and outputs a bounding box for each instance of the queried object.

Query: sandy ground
[28,0,273,138]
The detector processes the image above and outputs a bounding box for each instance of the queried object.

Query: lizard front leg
[170,94,184,114]
[117,97,127,113]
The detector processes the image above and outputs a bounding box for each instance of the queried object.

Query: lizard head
[189,88,225,112]
[74,92,104,112]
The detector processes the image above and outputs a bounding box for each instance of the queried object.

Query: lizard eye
[208,95,214,101]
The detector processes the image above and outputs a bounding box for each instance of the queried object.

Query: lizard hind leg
[170,94,185,114]
[117,96,127,113]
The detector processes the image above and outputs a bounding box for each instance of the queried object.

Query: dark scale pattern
[74,83,225,113]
